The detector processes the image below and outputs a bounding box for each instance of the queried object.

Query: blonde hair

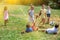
[31,6,34,10]
[4,6,7,11]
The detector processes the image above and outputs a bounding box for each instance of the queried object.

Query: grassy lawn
[0,5,60,40]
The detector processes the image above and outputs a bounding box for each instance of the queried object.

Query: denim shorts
[47,14,50,17]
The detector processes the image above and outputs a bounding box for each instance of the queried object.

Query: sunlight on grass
[0,5,60,40]
[0,8,3,23]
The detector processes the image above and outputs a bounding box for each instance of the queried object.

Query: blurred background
[0,0,60,9]
[0,0,60,40]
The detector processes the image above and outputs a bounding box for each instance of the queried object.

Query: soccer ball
[49,21,55,26]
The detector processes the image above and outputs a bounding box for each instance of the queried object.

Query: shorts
[47,14,50,17]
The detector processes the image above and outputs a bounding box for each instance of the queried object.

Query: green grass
[0,5,60,40]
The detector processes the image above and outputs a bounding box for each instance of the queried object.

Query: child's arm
[45,10,47,17]
[34,13,39,19]
[28,13,32,17]
[28,9,30,17]
[39,10,42,16]
[38,29,47,32]
[35,10,41,19]
[28,9,32,17]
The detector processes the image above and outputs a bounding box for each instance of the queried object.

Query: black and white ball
[49,21,55,26]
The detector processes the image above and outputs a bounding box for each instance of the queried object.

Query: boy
[21,24,33,34]
[46,6,51,23]
[39,24,59,34]
[26,24,33,32]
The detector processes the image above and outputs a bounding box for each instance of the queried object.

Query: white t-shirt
[46,9,51,14]
[29,10,34,17]
[29,10,34,22]
[46,27,58,34]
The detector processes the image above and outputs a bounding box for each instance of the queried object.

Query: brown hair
[26,24,31,28]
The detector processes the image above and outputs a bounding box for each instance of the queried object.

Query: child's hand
[39,11,41,16]
[21,30,25,34]
[35,15,39,19]
[30,16,32,18]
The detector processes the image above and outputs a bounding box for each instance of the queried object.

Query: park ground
[0,5,60,40]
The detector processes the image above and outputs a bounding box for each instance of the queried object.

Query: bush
[48,1,60,9]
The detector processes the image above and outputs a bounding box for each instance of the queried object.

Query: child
[28,4,33,12]
[28,5,34,23]
[39,4,47,24]
[39,24,59,34]
[4,6,9,26]
[26,24,33,32]
[46,6,51,23]
[32,23,38,31]
[21,24,33,34]
[46,24,59,34]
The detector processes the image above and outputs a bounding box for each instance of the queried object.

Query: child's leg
[36,15,39,19]
[42,18,45,24]
[4,20,6,26]
[48,17,50,23]
[47,14,50,23]
[38,29,46,32]
[39,18,44,25]
[4,19,8,26]
[38,29,48,34]
[21,30,26,34]
[32,17,34,23]
[40,18,43,23]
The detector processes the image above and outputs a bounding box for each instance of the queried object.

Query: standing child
[28,5,34,23]
[40,4,47,24]
[46,6,51,23]
[4,6,9,26]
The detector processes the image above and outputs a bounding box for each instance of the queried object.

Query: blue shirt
[26,27,33,32]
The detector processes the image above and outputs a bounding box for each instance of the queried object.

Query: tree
[48,0,60,9]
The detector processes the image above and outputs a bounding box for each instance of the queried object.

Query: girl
[39,4,47,24]
[4,6,9,26]
[28,5,34,23]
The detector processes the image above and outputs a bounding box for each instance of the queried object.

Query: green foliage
[48,0,60,9]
